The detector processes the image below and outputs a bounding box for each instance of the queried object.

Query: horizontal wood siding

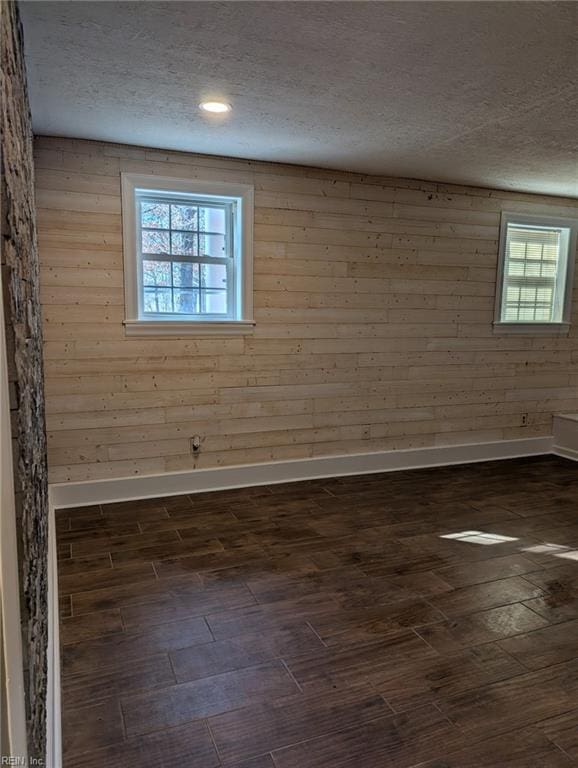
[34,137,578,483]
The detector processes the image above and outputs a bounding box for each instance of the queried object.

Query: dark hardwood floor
[57,456,578,767]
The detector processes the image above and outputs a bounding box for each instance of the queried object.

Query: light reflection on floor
[440,530,578,560]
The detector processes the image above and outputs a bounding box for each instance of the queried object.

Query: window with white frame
[495,213,577,332]
[121,174,254,335]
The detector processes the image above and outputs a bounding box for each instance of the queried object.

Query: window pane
[171,232,197,256]
[143,260,171,287]
[200,262,227,289]
[174,289,199,314]
[172,262,199,288]
[200,206,226,234]
[141,201,169,229]
[199,233,226,257]
[204,289,227,314]
[144,287,172,313]
[136,191,242,323]
[171,204,197,231]
[503,282,555,322]
[142,230,170,254]
[502,224,564,323]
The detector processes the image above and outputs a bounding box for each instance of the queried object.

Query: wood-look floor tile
[499,619,578,670]
[523,595,578,624]
[286,631,435,691]
[72,529,180,557]
[62,699,125,757]
[246,568,402,608]
[121,661,300,737]
[264,484,329,501]
[415,726,574,767]
[150,494,195,513]
[209,685,390,766]
[435,554,543,588]
[436,659,578,738]
[111,537,224,566]
[68,517,141,535]
[58,525,144,549]
[153,546,265,578]
[100,498,171,518]
[58,511,103,533]
[178,517,278,539]
[62,654,176,708]
[121,583,256,630]
[185,497,260,515]
[478,492,550,517]
[508,543,578,570]
[57,458,578,768]
[309,599,445,646]
[206,595,340,640]
[416,603,550,651]
[371,643,524,712]
[513,499,578,519]
[219,525,324,551]
[57,553,112,579]
[523,563,578,592]
[270,705,464,768]
[401,533,524,566]
[139,509,238,534]
[222,500,317,524]
[61,608,123,645]
[533,524,578,548]
[308,511,399,538]
[429,576,544,618]
[385,571,454,598]
[59,562,156,596]
[392,507,518,536]
[56,504,101,521]
[356,520,440,539]
[70,579,173,615]
[198,553,319,586]
[535,710,578,760]
[229,756,275,768]
[64,720,219,768]
[171,624,324,682]
[487,510,578,536]
[358,548,452,578]
[55,515,71,534]
[62,617,212,676]
[59,594,72,620]
[57,542,71,559]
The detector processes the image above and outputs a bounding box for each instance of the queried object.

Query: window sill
[493,321,570,336]
[123,319,255,337]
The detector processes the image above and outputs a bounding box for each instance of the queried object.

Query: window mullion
[130,179,253,327]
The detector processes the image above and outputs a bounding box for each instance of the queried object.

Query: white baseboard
[552,414,578,463]
[50,436,553,509]
[552,445,578,462]
[46,503,62,768]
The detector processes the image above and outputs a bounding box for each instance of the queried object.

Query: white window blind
[501,224,565,322]
[495,213,577,331]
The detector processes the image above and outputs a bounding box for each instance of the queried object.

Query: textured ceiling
[21,1,578,197]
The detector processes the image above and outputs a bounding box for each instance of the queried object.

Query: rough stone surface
[1,0,48,760]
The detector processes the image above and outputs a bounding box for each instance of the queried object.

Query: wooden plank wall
[34,137,578,483]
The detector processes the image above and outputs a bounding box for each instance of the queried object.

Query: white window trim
[493,211,577,335]
[121,173,255,336]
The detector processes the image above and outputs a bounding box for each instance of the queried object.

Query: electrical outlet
[190,435,201,453]
[521,413,529,427]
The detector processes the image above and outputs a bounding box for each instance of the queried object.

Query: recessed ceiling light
[199,101,231,114]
